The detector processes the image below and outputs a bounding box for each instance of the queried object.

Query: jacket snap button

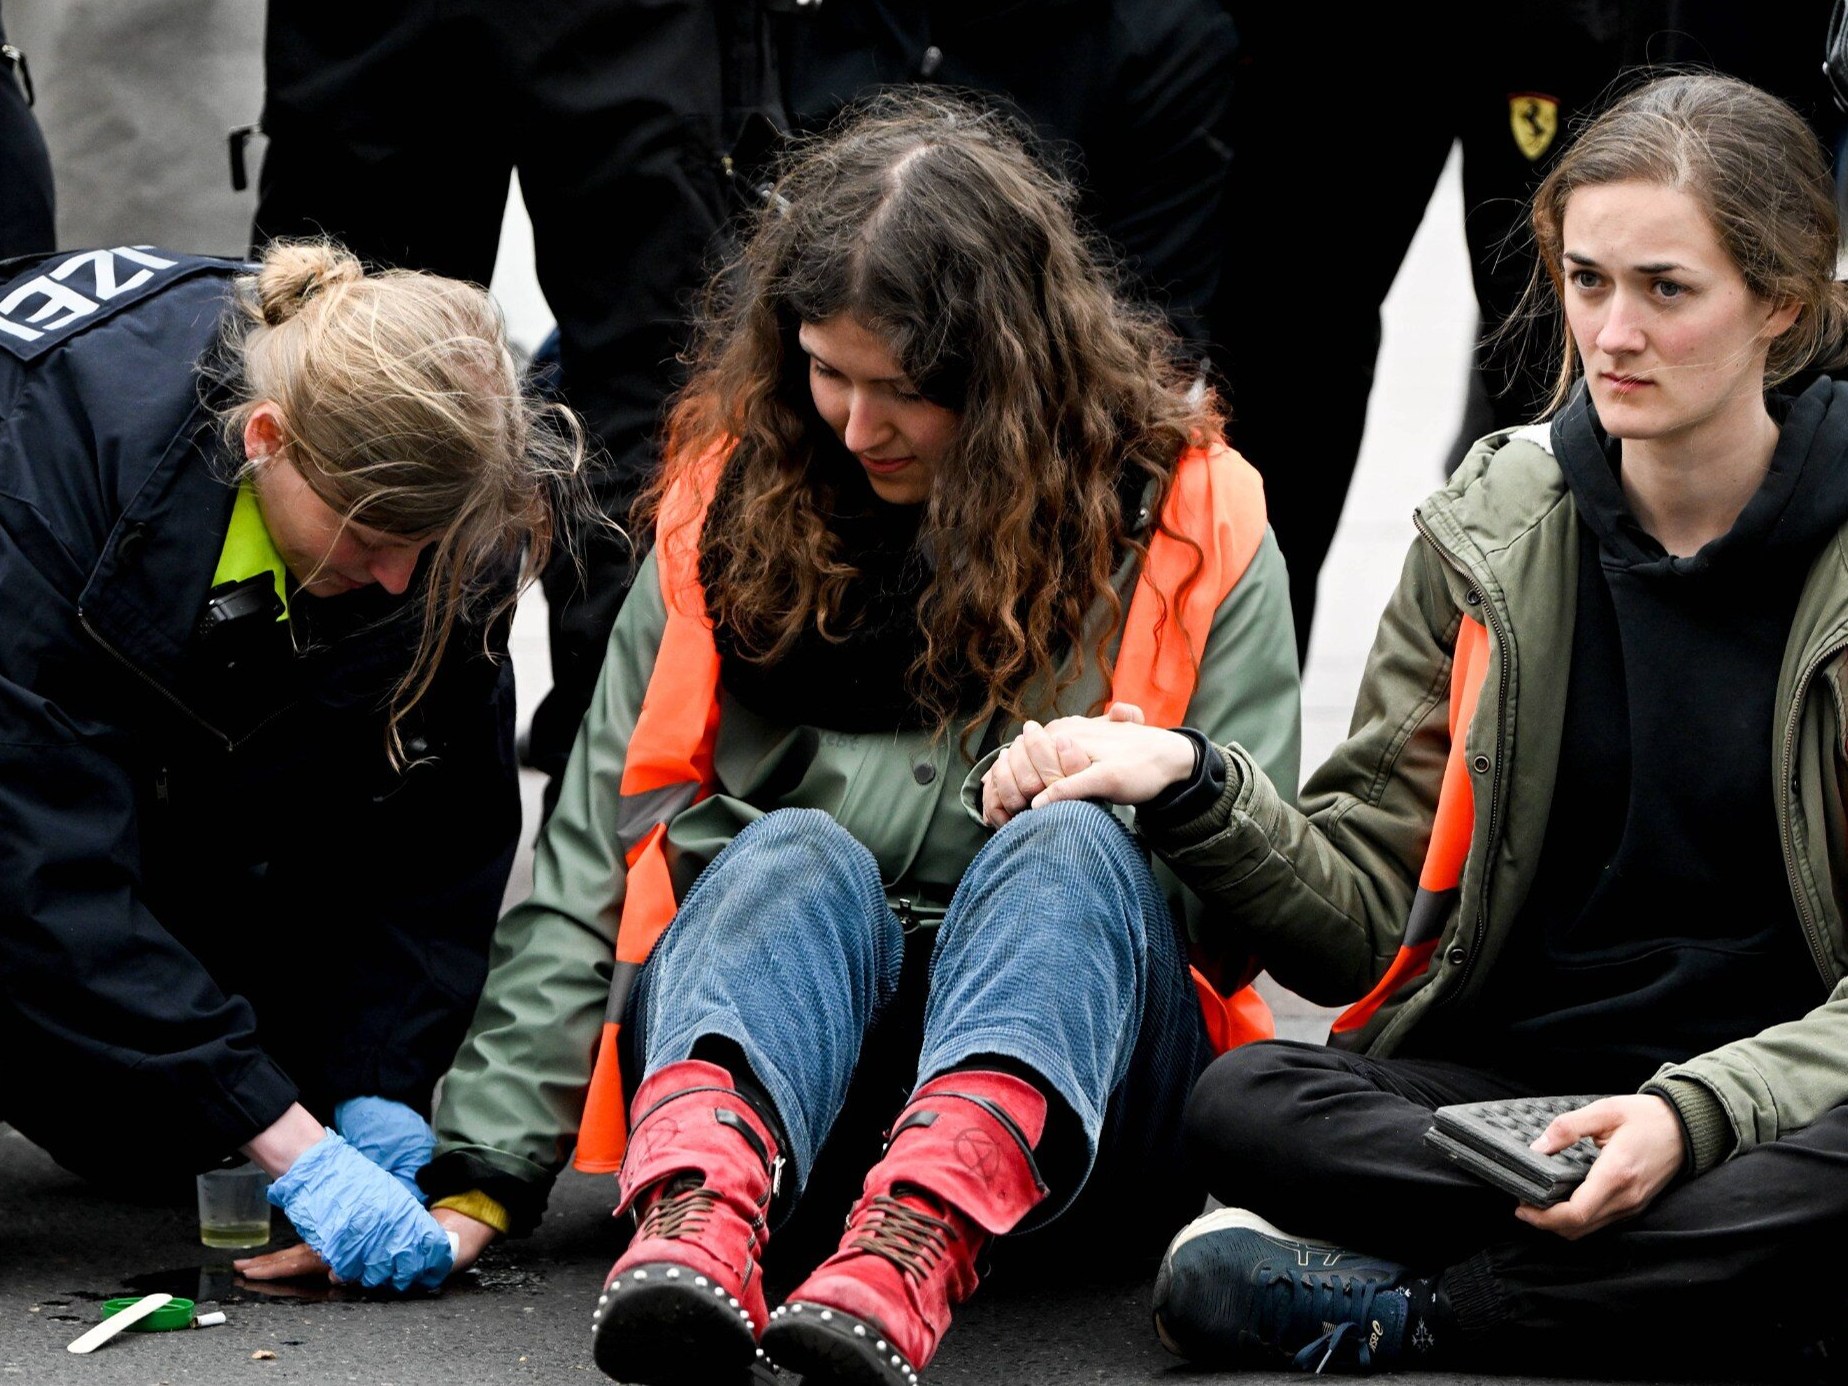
[1471,754,1490,774]
[912,762,936,785]
[1465,587,1482,605]
[117,523,148,563]
[1446,945,1468,966]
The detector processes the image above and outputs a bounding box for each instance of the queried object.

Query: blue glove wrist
[333,1096,436,1204]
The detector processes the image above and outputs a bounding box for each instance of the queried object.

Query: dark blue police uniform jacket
[0,248,519,1178]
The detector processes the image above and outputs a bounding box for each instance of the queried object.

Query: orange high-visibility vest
[574,442,1275,1171]
[1328,616,1490,1040]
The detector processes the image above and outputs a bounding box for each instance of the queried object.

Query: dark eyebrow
[1563,249,1688,275]
[795,333,918,389]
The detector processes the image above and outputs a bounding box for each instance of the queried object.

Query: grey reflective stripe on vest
[613,780,703,858]
[1403,885,1455,949]
[603,960,641,1025]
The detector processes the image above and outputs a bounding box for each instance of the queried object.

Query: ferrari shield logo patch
[1509,93,1559,161]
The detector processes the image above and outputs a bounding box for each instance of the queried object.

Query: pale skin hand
[1514,1094,1686,1240]
[980,702,1197,828]
[233,1208,497,1283]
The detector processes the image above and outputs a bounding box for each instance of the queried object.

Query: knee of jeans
[731,807,869,868]
[990,798,1129,860]
[718,808,893,947]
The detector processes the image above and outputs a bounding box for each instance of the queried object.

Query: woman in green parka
[986,72,1848,1379]
[357,92,1298,1386]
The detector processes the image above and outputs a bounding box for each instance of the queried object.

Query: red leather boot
[761,1070,1050,1385]
[590,1059,783,1385]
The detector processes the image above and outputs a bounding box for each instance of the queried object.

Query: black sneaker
[1152,1207,1416,1374]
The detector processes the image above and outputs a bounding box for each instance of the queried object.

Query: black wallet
[1422,1094,1610,1207]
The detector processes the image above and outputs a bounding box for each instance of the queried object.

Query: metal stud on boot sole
[762,1301,920,1386]
[590,1263,759,1385]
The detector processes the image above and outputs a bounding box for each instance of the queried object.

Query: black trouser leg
[252,3,513,280]
[253,0,730,797]
[1187,1040,1848,1377]
[0,13,54,259]
[1184,1039,1545,1269]
[512,0,727,789]
[1208,8,1457,660]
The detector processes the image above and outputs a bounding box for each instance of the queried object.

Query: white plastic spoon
[65,1292,173,1354]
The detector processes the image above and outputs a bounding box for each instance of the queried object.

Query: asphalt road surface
[0,1123,1771,1386]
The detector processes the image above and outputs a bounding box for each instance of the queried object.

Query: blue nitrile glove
[334,1096,436,1204]
[268,1130,455,1292]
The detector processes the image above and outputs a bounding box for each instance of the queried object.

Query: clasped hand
[1515,1094,1686,1239]
[980,702,1196,827]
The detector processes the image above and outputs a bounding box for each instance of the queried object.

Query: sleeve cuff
[1138,727,1220,824]
[1642,1075,1735,1176]
[1138,743,1243,847]
[431,1189,512,1236]
[420,1144,556,1237]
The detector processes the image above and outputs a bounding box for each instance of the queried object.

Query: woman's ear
[242,401,287,464]
[1765,295,1802,341]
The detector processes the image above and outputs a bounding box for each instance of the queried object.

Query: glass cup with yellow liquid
[195,1160,272,1249]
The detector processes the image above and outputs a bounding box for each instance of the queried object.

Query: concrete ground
[0,1117,1754,1386]
[0,21,1762,1378]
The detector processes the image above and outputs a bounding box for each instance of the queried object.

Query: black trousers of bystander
[251,0,758,791]
[1187,1040,1847,1377]
[0,4,54,259]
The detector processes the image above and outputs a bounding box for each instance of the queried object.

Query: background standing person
[0,0,53,257]
[0,238,581,1291]
[993,71,1848,1379]
[248,0,762,804]
[772,0,1239,353]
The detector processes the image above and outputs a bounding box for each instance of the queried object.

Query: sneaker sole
[590,1263,759,1385]
[761,1302,918,1386]
[1152,1207,1346,1366]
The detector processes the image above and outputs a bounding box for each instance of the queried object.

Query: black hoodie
[1404,378,1848,1094]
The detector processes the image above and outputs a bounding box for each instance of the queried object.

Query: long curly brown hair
[645,89,1222,740]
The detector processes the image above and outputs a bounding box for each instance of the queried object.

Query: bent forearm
[242,1102,329,1178]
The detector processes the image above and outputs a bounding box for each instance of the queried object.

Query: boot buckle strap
[887,1109,938,1148]
[714,1106,772,1170]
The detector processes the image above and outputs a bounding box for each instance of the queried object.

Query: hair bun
[253,240,365,327]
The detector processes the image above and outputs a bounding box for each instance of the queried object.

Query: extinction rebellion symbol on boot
[953,1129,1001,1178]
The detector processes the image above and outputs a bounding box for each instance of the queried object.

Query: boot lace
[1250,1265,1396,1375]
[635,1175,719,1242]
[848,1192,959,1282]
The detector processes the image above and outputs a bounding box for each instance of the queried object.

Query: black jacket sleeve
[0,526,302,1177]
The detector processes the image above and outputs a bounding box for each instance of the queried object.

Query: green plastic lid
[101,1297,196,1331]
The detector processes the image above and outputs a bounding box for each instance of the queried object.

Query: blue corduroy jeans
[622,800,1212,1248]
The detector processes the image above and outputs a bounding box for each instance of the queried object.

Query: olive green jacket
[1150,425,1848,1177]
[426,526,1300,1231]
